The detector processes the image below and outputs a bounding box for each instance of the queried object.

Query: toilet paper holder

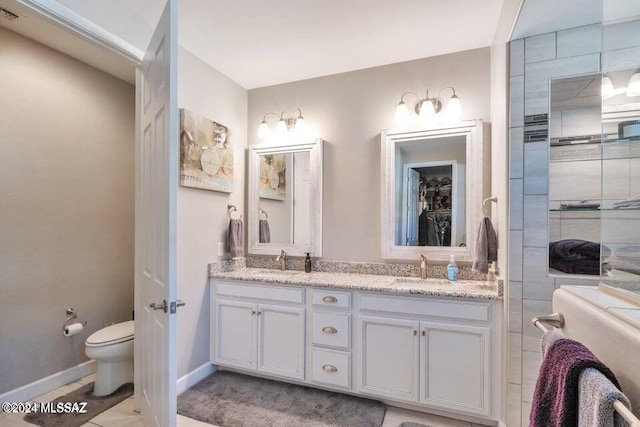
[63,308,87,333]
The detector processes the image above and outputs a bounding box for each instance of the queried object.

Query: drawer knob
[322,296,338,303]
[322,326,338,334]
[322,364,338,373]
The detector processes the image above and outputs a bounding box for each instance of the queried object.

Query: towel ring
[259,208,268,219]
[227,204,242,220]
[482,196,498,215]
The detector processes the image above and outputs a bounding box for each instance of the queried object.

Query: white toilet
[85,321,134,396]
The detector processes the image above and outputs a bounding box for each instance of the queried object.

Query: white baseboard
[177,363,216,395]
[0,360,96,403]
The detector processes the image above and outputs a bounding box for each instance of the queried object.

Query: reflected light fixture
[258,109,309,139]
[602,76,616,99]
[602,71,640,99]
[394,87,462,126]
[627,71,640,97]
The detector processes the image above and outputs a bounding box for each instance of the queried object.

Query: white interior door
[134,0,178,426]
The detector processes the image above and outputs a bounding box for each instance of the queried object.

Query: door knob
[150,300,168,313]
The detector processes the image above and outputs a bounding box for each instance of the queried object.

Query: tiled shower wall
[507,20,640,427]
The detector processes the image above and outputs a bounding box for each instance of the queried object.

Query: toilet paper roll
[64,322,84,337]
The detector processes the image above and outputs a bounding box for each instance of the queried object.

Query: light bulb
[446,94,462,123]
[419,99,436,125]
[626,72,640,97]
[294,116,308,137]
[602,76,616,99]
[394,100,410,125]
[257,121,270,138]
[275,119,288,136]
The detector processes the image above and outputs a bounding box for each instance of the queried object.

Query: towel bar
[533,313,640,426]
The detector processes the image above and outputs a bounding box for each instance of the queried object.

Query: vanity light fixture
[257,109,308,139]
[626,71,640,97]
[602,71,640,99]
[602,76,616,99]
[394,87,462,126]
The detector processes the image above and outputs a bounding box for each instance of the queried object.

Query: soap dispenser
[305,252,312,273]
[447,255,458,282]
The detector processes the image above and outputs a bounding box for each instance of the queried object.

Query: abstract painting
[179,108,233,192]
[259,154,286,201]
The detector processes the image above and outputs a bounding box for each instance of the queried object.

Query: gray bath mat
[23,382,133,427]
[178,370,386,427]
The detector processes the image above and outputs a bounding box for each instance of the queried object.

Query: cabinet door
[360,316,420,402]
[257,304,305,380]
[214,299,257,369]
[420,322,491,415]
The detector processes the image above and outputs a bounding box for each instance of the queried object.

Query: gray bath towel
[541,329,566,356]
[579,368,631,427]
[227,218,244,258]
[472,216,497,274]
[259,219,271,243]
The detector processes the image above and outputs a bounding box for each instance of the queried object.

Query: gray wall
[248,47,492,262]
[176,47,248,379]
[0,26,135,394]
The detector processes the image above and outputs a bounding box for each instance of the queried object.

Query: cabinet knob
[322,326,338,334]
[322,364,338,373]
[251,310,256,315]
[322,296,338,303]
[413,330,417,336]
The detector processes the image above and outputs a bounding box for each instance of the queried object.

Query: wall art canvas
[259,154,286,201]
[179,108,233,192]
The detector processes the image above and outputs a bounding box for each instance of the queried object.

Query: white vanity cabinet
[212,281,306,380]
[211,278,501,422]
[358,293,495,417]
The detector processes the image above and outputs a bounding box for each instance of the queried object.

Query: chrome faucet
[420,254,428,279]
[276,250,287,271]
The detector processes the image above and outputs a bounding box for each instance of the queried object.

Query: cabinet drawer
[312,289,351,309]
[216,281,304,304]
[360,294,490,322]
[311,348,351,389]
[312,311,351,349]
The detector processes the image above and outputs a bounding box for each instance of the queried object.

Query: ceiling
[550,74,601,111]
[0,0,137,83]
[9,0,506,89]
[512,0,640,39]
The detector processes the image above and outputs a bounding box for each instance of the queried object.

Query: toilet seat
[86,321,134,347]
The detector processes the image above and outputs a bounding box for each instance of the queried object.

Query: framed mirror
[248,139,323,256]
[381,120,486,261]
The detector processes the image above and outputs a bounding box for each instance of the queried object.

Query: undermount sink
[250,270,301,280]
[392,277,453,288]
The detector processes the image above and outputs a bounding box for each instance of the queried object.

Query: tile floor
[0,374,489,427]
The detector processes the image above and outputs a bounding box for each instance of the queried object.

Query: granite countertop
[210,267,503,300]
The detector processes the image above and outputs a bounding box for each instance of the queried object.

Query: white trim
[381,120,486,262]
[0,360,96,403]
[176,363,217,395]
[248,139,324,257]
[14,0,144,65]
